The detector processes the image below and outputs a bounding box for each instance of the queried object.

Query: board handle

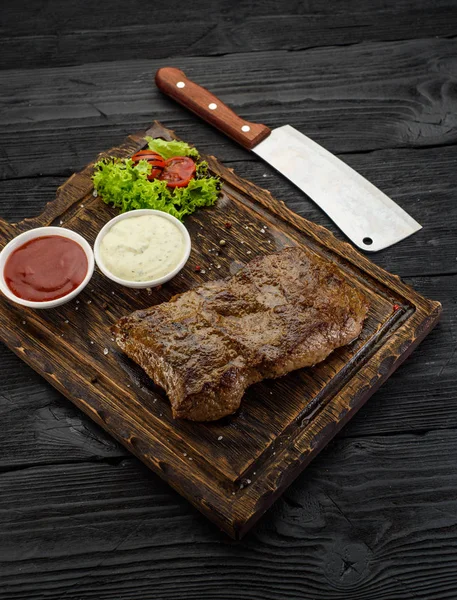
[0,216,15,241]
[155,67,271,150]
[0,173,91,239]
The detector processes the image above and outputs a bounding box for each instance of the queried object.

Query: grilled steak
[112,246,369,421]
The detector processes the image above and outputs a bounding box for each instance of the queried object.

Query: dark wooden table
[1,2,457,598]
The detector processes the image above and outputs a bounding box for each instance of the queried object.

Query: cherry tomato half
[159,156,196,188]
[131,150,165,180]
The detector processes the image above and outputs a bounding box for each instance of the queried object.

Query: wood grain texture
[1,429,457,599]
[342,274,457,438]
[1,143,457,279]
[0,274,454,471]
[2,38,457,278]
[2,38,457,181]
[2,1,457,594]
[0,122,441,538]
[1,0,457,69]
[155,67,272,149]
[0,343,128,471]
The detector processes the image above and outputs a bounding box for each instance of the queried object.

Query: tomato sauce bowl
[0,227,95,309]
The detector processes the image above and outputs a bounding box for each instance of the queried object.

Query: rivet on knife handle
[155,67,271,150]
[156,67,422,252]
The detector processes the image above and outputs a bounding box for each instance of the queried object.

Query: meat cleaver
[155,67,421,252]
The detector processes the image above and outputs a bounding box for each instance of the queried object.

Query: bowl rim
[0,226,95,309]
[93,209,191,288]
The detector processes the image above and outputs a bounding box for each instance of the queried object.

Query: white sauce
[100,214,185,281]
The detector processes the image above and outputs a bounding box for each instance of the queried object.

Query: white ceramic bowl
[0,227,95,309]
[94,209,191,289]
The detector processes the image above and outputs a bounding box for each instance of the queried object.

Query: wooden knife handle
[155,67,271,150]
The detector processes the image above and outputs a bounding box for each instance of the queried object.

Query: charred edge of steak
[112,247,369,421]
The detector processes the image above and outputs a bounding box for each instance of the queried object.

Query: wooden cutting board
[0,122,441,539]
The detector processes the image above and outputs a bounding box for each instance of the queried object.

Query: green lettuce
[92,140,220,220]
[144,137,199,160]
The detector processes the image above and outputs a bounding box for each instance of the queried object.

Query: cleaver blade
[155,67,422,251]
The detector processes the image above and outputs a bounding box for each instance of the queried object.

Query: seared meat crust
[112,247,369,421]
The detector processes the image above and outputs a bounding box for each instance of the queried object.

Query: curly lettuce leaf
[92,156,220,220]
[170,177,221,219]
[195,160,209,179]
[144,137,199,160]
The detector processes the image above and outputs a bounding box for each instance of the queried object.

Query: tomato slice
[160,156,196,188]
[131,150,166,180]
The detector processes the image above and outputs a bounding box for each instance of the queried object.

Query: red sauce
[4,235,88,302]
